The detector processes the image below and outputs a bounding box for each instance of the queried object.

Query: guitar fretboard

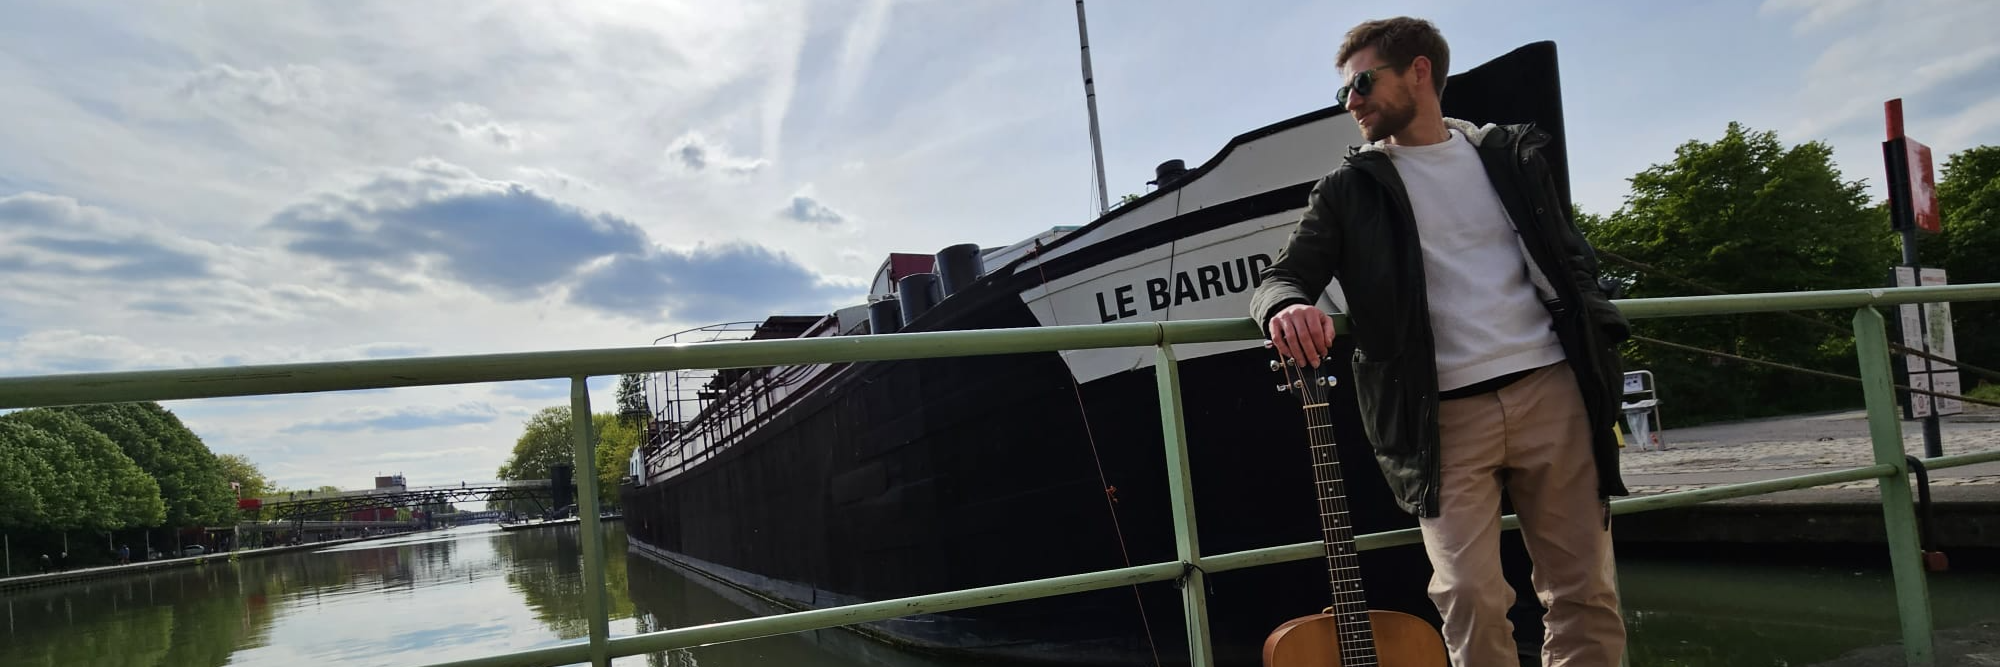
[1301,395,1376,665]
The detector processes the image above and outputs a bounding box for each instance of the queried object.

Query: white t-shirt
[1381,130,1565,391]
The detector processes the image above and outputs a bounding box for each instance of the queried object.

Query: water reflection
[491,524,637,640]
[3,523,1995,667]
[1619,555,2000,667]
[619,547,963,667]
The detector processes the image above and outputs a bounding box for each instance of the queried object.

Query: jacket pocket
[1350,352,1413,456]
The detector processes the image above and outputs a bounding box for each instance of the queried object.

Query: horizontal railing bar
[1199,463,1900,574]
[1607,463,1898,514]
[600,561,1185,657]
[0,320,1247,409]
[1919,449,2000,471]
[1615,283,2000,320]
[4,284,1996,409]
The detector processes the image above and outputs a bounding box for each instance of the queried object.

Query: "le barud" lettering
[1096,253,1272,322]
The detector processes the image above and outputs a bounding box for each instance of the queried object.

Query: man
[1249,17,1631,667]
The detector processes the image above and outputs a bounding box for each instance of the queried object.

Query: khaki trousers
[1418,362,1625,667]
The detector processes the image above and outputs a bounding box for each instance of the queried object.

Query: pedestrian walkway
[1619,404,2000,494]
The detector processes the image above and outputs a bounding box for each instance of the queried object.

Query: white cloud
[664,131,769,177]
[0,330,213,375]
[175,63,331,113]
[829,0,894,117]
[1932,94,2000,150]
[1759,0,1872,33]
[427,103,530,150]
[1776,0,2000,141]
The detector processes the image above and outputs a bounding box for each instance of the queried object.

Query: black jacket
[1249,119,1630,518]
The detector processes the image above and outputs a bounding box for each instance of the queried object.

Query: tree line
[1578,123,1998,424]
[1,402,279,572]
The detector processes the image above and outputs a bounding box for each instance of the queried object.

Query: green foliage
[492,406,641,511]
[497,406,575,483]
[55,402,234,527]
[593,412,642,508]
[0,410,165,531]
[494,406,576,515]
[0,426,57,529]
[214,453,272,501]
[1933,145,2000,374]
[1968,381,2000,403]
[1583,122,1896,423]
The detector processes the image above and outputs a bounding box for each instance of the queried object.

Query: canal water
[3,523,1995,666]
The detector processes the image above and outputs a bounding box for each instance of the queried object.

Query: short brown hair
[1336,17,1449,98]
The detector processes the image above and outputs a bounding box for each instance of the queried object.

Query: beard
[1357,97,1417,142]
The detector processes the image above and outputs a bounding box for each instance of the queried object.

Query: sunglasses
[1336,64,1398,106]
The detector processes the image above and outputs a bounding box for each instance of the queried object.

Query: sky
[2,0,1996,492]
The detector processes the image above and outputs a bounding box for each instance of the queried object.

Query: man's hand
[1269,303,1334,368]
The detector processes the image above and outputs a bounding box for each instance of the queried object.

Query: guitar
[1262,352,1447,667]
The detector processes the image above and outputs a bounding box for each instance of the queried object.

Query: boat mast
[1074,0,1110,216]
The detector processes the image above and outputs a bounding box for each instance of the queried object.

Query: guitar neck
[1303,401,1377,665]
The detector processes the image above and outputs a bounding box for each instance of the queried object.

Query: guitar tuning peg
[1275,383,1291,393]
[1316,377,1328,387]
[1268,360,1281,372]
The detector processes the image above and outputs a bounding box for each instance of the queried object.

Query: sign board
[1906,139,1940,234]
[1891,267,1962,418]
[1885,136,1942,234]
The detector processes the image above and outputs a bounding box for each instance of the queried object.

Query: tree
[1934,146,2000,377]
[215,453,273,502]
[593,412,642,508]
[0,431,55,529]
[55,403,234,527]
[0,410,164,531]
[1583,122,1897,422]
[496,406,575,483]
[615,374,649,427]
[494,406,579,515]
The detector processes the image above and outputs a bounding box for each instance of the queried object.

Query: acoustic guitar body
[1261,609,1448,667]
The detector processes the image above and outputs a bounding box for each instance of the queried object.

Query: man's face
[1340,47,1417,142]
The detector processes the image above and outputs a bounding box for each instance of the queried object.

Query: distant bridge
[248,480,555,523]
[239,519,418,532]
[440,510,511,524]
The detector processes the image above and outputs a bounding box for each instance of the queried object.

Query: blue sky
[2,0,1995,490]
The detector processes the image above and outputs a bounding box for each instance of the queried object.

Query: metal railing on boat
[5,282,1999,667]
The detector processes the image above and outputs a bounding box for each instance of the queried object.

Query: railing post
[572,377,612,667]
[1154,343,1215,667]
[1854,307,1935,667]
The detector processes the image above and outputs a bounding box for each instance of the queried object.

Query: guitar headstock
[1268,351,1337,407]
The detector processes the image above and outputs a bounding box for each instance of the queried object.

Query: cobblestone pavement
[1617,403,2000,493]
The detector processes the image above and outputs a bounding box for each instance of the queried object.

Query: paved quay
[1612,403,2000,548]
[1619,403,2000,491]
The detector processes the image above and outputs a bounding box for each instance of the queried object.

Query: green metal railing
[4,282,1999,667]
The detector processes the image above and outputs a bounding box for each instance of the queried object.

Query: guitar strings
[1281,355,1378,664]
